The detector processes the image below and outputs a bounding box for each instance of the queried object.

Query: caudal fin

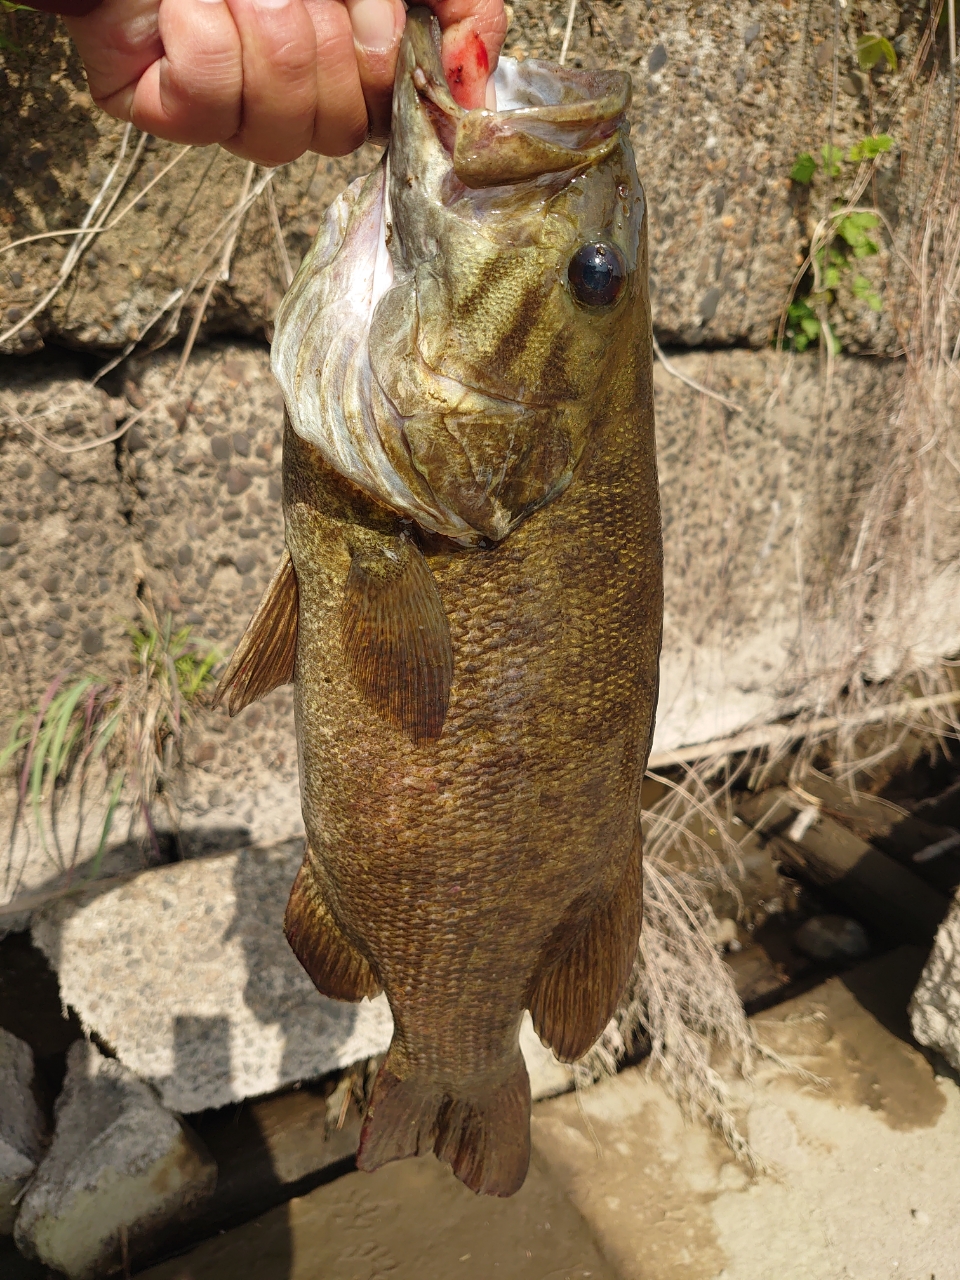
[357,1054,531,1197]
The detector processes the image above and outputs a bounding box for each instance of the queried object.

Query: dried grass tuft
[1,606,219,899]
[575,759,823,1165]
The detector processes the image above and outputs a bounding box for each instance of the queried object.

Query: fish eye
[567,242,627,309]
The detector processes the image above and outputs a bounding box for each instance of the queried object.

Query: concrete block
[32,842,392,1113]
[14,1040,216,1280]
[0,1028,45,1235]
[910,889,960,1073]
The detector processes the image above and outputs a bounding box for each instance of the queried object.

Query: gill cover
[271,8,642,545]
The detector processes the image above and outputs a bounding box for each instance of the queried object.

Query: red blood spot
[442,29,490,109]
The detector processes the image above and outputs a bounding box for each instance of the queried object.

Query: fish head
[273,7,650,545]
[386,8,644,411]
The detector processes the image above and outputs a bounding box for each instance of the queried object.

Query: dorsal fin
[341,532,453,745]
[212,549,299,716]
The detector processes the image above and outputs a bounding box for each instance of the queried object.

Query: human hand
[29,0,506,164]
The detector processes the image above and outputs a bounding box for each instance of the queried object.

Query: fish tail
[357,1052,531,1197]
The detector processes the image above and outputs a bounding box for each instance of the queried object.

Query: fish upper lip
[399,8,631,189]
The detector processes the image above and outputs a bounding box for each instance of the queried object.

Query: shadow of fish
[214,7,662,1197]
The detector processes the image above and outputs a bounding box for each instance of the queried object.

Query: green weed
[2,610,219,877]
[784,133,893,352]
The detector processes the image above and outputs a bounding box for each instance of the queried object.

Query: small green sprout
[848,134,894,163]
[790,153,817,185]
[836,210,881,258]
[857,33,897,73]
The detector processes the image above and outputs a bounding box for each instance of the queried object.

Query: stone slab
[910,888,960,1074]
[31,842,392,1113]
[0,1028,44,1235]
[31,842,572,1112]
[14,1040,217,1280]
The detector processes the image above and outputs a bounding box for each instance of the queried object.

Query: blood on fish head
[442,28,491,109]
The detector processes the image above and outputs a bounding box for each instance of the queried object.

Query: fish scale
[215,7,661,1197]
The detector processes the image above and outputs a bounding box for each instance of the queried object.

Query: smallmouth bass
[215,8,662,1197]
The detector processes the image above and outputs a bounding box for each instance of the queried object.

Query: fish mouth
[399,8,631,189]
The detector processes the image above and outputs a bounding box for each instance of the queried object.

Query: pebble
[80,626,104,656]
[700,286,722,321]
[178,544,194,565]
[744,22,762,46]
[211,434,233,461]
[222,503,242,521]
[232,432,251,457]
[225,467,251,495]
[794,915,870,962]
[0,522,19,546]
[234,552,257,575]
[15,461,32,478]
[648,43,667,72]
[126,426,150,452]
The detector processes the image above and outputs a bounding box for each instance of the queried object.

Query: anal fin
[212,548,298,716]
[528,832,642,1062]
[284,845,381,1002]
[341,531,452,745]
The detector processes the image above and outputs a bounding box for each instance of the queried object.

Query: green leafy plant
[785,298,842,354]
[2,611,219,876]
[848,134,894,163]
[784,134,893,352]
[0,0,29,51]
[790,153,817,184]
[857,32,897,72]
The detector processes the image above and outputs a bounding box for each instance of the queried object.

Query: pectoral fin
[341,533,452,745]
[212,549,298,716]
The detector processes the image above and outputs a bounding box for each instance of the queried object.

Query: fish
[214,7,662,1198]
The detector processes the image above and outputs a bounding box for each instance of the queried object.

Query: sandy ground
[138,946,960,1280]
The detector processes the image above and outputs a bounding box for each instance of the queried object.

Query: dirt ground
[136,945,960,1280]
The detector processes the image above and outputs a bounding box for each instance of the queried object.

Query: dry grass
[1,606,219,896]
[573,758,789,1165]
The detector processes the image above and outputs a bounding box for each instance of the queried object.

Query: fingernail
[348,0,401,53]
[252,0,291,8]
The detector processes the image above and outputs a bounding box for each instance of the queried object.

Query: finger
[221,0,319,166]
[63,0,164,116]
[344,0,405,144]
[302,0,370,156]
[421,0,507,109]
[127,0,244,144]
